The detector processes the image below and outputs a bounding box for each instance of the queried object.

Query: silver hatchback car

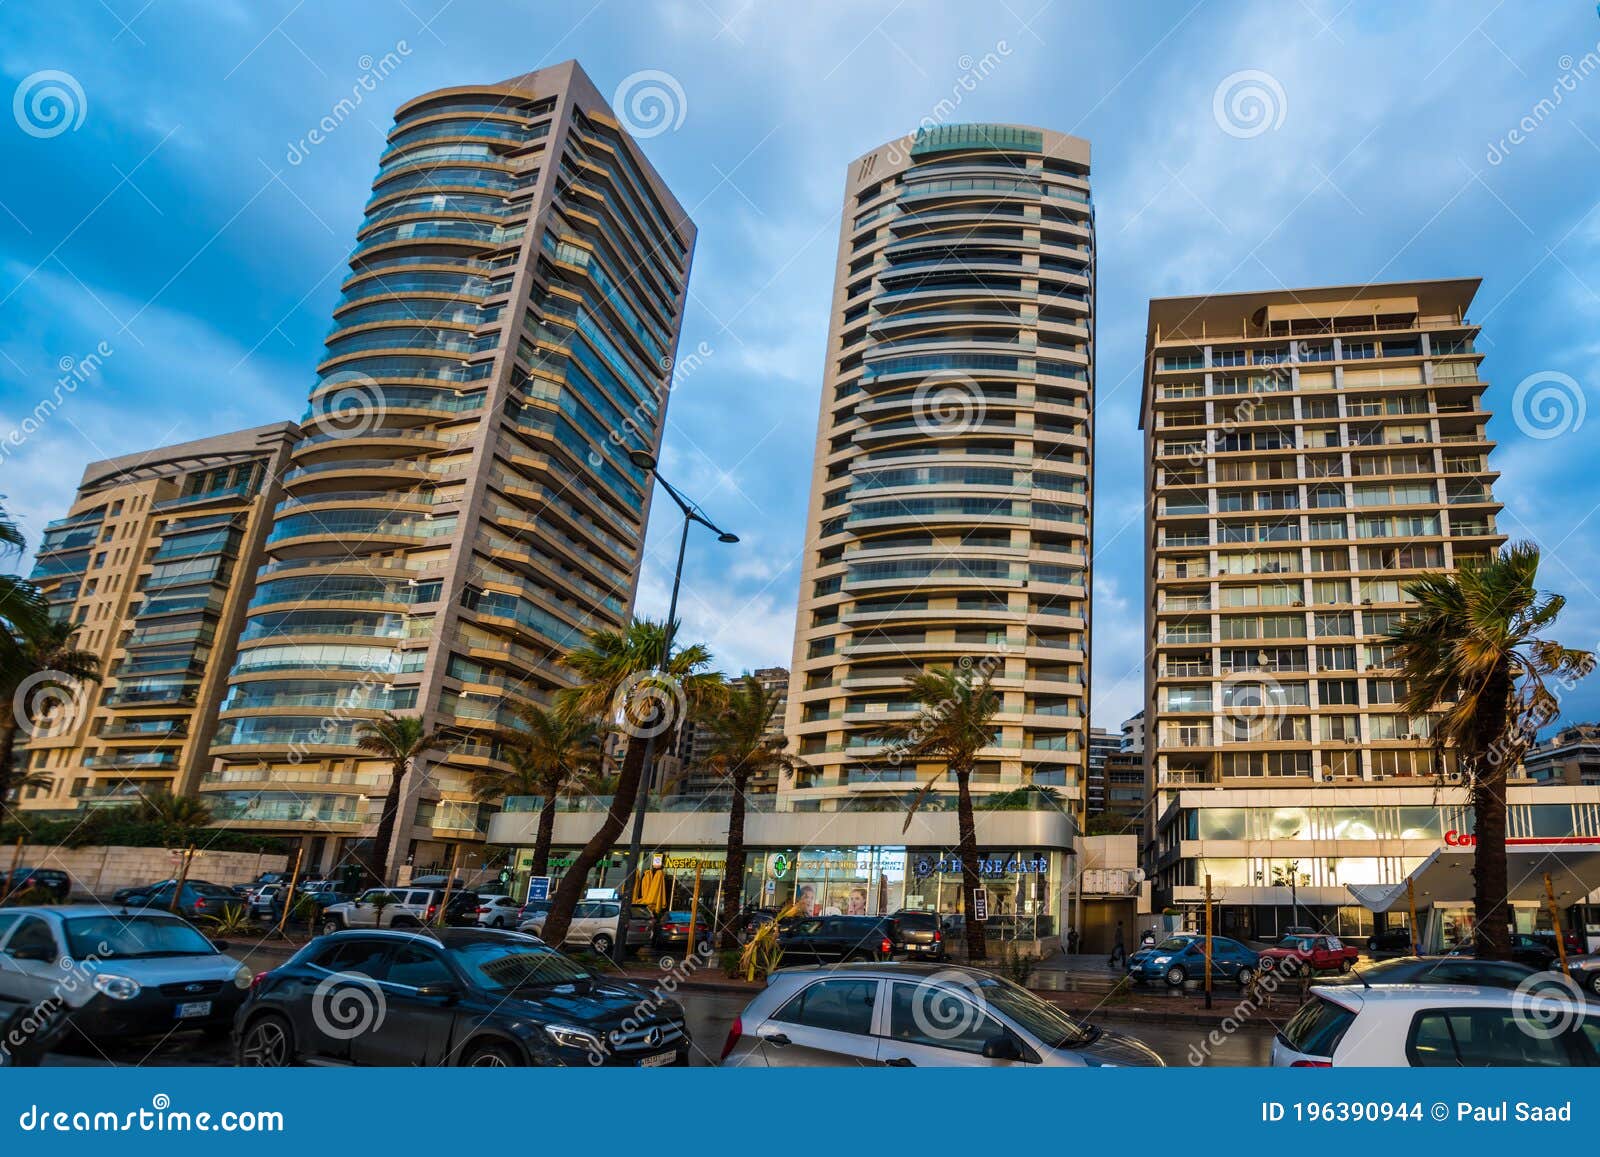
[721,962,1163,1067]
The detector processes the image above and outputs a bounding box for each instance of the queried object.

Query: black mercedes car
[235,928,690,1067]
[1321,954,1538,989]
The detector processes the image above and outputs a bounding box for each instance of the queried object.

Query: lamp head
[718,532,740,544]
[628,448,658,470]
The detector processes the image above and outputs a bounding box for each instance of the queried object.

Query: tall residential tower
[201,61,695,875]
[784,124,1095,816]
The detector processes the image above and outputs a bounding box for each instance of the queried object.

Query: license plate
[175,1001,212,1019]
[638,1050,675,1068]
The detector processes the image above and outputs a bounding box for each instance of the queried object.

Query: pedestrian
[1107,920,1127,967]
[1066,925,1080,954]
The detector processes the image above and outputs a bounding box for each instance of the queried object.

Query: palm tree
[0,619,100,810]
[135,789,213,829]
[538,619,723,949]
[477,703,606,878]
[355,712,444,886]
[1390,542,1592,960]
[702,674,797,951]
[881,666,1000,962]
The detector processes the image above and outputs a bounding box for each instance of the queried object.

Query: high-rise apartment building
[1141,279,1507,939]
[672,666,790,795]
[1085,726,1119,817]
[783,124,1094,812]
[18,424,299,809]
[201,61,695,875]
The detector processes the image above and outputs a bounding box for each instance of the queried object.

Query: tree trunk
[531,793,557,880]
[955,767,986,962]
[1470,665,1514,961]
[539,734,647,947]
[0,718,17,814]
[718,767,751,953]
[368,759,407,886]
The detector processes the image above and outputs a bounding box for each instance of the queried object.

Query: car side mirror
[417,982,460,1000]
[981,1033,1023,1061]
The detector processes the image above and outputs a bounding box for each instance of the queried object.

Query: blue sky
[2,1,1599,729]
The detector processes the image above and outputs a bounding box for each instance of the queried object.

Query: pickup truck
[1258,933,1360,975]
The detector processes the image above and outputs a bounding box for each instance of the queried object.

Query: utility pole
[1406,878,1421,957]
[1544,872,1571,975]
[1204,873,1214,1010]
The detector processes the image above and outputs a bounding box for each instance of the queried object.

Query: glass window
[312,937,392,978]
[64,914,215,960]
[4,916,57,959]
[1281,995,1355,1058]
[1407,1009,1573,1067]
[772,978,878,1035]
[1196,809,1246,840]
[887,981,1005,1054]
[385,944,454,988]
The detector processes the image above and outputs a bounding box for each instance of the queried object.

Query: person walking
[1066,925,1080,954]
[1107,920,1127,967]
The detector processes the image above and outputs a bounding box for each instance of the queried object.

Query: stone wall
[4,846,290,898]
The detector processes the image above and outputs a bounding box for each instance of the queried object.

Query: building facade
[1085,725,1118,817]
[671,666,790,795]
[784,123,1095,813]
[19,424,299,809]
[1523,724,1600,786]
[1120,709,1144,752]
[1141,279,1506,939]
[201,60,696,876]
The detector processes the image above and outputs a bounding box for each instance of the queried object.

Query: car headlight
[544,1024,602,1050]
[93,974,141,1001]
[232,964,253,989]
[1152,955,1170,965]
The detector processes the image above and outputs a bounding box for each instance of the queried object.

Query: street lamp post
[610,449,737,965]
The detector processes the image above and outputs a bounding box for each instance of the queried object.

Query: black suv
[777,915,902,963]
[236,928,691,1067]
[0,868,70,902]
[890,909,945,961]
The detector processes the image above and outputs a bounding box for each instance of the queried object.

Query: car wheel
[238,1014,294,1067]
[1164,965,1188,988]
[591,933,614,956]
[1587,972,1600,998]
[320,916,343,936]
[1236,966,1255,987]
[464,1040,519,1067]
[1339,959,1354,974]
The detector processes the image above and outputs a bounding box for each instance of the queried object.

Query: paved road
[43,988,1271,1068]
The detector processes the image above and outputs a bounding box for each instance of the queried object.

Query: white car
[0,905,252,1046]
[519,900,652,956]
[1272,982,1600,1066]
[473,895,522,929]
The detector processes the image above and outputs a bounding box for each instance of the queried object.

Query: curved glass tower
[784,124,1094,815]
[202,60,695,873]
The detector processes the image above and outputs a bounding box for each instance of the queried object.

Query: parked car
[1562,953,1600,997]
[651,909,714,954]
[1443,933,1559,971]
[0,905,251,1044]
[1366,928,1417,956]
[248,883,284,918]
[721,962,1163,1067]
[120,881,247,922]
[518,899,552,926]
[473,895,523,930]
[1321,955,1537,989]
[1272,983,1600,1066]
[1258,933,1360,976]
[1530,929,1584,958]
[1128,934,1260,988]
[890,910,945,961]
[236,928,690,1067]
[518,901,651,957]
[777,915,902,964]
[318,887,481,935]
[0,994,68,1066]
[0,869,71,902]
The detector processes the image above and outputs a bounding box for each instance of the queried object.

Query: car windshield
[1156,937,1193,952]
[447,941,593,990]
[974,976,1093,1048]
[66,915,216,960]
[1283,936,1314,950]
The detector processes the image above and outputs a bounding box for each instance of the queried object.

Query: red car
[1259,933,1360,975]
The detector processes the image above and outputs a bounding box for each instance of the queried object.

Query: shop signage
[768,853,791,878]
[913,854,1049,878]
[659,854,724,870]
[1445,830,1476,847]
[527,876,550,902]
[972,888,989,921]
